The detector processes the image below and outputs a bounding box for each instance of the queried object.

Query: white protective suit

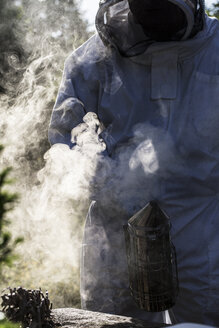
[49,0,219,325]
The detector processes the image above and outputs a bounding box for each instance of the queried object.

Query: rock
[52,308,166,328]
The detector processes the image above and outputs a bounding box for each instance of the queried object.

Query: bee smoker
[124,201,179,322]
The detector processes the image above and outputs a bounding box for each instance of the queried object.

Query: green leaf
[0,319,20,328]
[0,144,23,272]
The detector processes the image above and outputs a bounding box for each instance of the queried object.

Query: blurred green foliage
[0,319,20,328]
[207,1,219,19]
[213,2,219,19]
[0,146,23,273]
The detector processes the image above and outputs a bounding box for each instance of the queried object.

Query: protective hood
[95,0,205,56]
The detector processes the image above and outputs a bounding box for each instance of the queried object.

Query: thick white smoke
[0,50,87,306]
[0,0,91,307]
[0,0,182,310]
[51,112,180,311]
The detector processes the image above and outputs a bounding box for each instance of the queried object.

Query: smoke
[64,113,181,313]
[0,0,91,307]
[83,120,180,217]
[0,0,182,311]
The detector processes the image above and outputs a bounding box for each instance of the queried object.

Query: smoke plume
[0,0,90,308]
[0,0,181,311]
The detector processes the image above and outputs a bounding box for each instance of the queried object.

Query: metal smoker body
[124,201,179,313]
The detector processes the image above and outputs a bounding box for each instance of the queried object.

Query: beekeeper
[48,0,219,325]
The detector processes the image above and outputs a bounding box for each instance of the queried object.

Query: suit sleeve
[48,55,86,148]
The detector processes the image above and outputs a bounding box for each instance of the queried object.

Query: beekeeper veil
[96,0,205,56]
[128,0,198,41]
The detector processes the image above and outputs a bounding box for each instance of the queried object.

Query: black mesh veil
[96,0,151,56]
[95,0,205,57]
